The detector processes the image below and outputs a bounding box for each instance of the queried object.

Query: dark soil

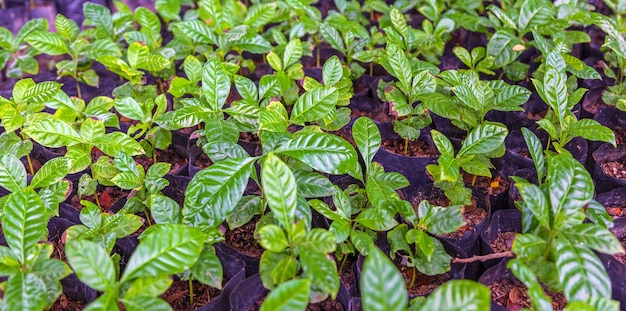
[135,147,187,174]
[49,294,85,311]
[70,186,129,211]
[381,138,439,157]
[223,216,264,258]
[400,264,450,297]
[240,132,260,144]
[490,278,567,311]
[338,256,356,288]
[613,238,626,264]
[600,160,626,179]
[162,279,223,310]
[350,105,394,123]
[606,205,626,218]
[490,232,517,253]
[194,153,213,170]
[436,207,487,239]
[614,128,626,145]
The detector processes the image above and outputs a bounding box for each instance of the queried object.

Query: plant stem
[26,154,35,175]
[152,150,157,164]
[189,279,194,305]
[408,266,417,289]
[452,251,514,263]
[75,80,82,99]
[471,174,477,186]
[316,46,321,68]
[144,207,153,226]
[94,191,102,210]
[404,138,409,155]
[338,254,348,275]
[30,0,34,8]
[369,62,373,76]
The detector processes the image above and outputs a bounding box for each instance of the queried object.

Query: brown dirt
[615,128,626,145]
[606,205,626,218]
[194,153,213,170]
[400,265,450,297]
[240,132,260,144]
[70,186,129,211]
[49,294,86,311]
[339,256,356,288]
[135,147,188,174]
[600,160,626,179]
[381,138,439,157]
[462,173,510,196]
[436,207,487,239]
[490,232,517,253]
[490,278,567,311]
[524,110,547,121]
[223,216,264,258]
[350,105,394,123]
[161,279,224,310]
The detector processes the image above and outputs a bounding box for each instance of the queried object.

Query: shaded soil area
[601,160,626,179]
[490,232,516,253]
[161,279,224,310]
[490,278,566,311]
[223,216,264,259]
[436,207,487,239]
[381,138,439,157]
[400,265,450,297]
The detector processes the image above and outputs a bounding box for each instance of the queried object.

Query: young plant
[46,93,120,129]
[0,18,47,78]
[97,41,171,86]
[379,43,437,154]
[319,14,374,79]
[26,14,121,98]
[387,200,465,288]
[81,2,134,46]
[266,38,305,105]
[426,122,508,206]
[66,224,205,310]
[532,51,616,150]
[0,186,72,310]
[507,129,623,309]
[360,246,491,311]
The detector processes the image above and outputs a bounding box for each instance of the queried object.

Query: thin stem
[152,150,157,164]
[75,80,82,99]
[316,46,321,68]
[189,279,194,305]
[26,154,35,175]
[452,251,515,263]
[471,174,477,186]
[404,138,409,156]
[144,207,153,226]
[30,0,34,8]
[338,254,348,275]
[408,266,417,289]
[94,190,102,210]
[369,62,373,76]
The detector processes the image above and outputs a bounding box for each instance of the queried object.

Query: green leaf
[298,228,337,253]
[507,259,553,311]
[291,87,338,124]
[114,97,147,122]
[259,279,311,311]
[55,14,78,40]
[563,224,624,254]
[294,171,335,198]
[66,240,116,292]
[121,225,204,282]
[546,154,592,226]
[24,119,82,148]
[516,182,550,228]
[0,153,27,193]
[386,44,412,93]
[22,81,61,104]
[244,3,276,28]
[2,273,47,311]
[259,224,289,252]
[320,23,345,53]
[300,248,339,298]
[262,154,297,229]
[420,280,491,310]
[121,296,172,311]
[226,195,262,229]
[283,39,303,69]
[554,238,611,302]
[352,117,381,172]
[125,275,172,299]
[518,0,552,33]
[30,157,71,189]
[486,30,522,68]
[457,122,508,158]
[135,7,161,45]
[543,52,568,124]
[521,128,545,181]
[176,20,214,44]
[26,31,68,55]
[93,132,144,156]
[202,58,231,110]
[275,132,358,175]
[431,130,454,157]
[184,157,256,227]
[322,56,343,86]
[190,247,223,289]
[512,234,546,261]
[361,246,408,311]
[2,188,47,263]
[568,119,616,146]
[83,2,113,34]
[422,204,465,235]
[148,195,181,225]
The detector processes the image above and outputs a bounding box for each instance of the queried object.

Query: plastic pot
[479,209,522,270]
[591,143,626,194]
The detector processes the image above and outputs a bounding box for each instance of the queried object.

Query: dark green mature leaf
[121,296,172,311]
[260,279,311,311]
[190,247,223,288]
[25,119,82,148]
[420,280,490,310]
[521,128,546,181]
[352,117,380,172]
[518,0,552,33]
[507,259,553,311]
[121,225,204,282]
[422,204,464,235]
[512,234,546,262]
[546,154,592,226]
[386,44,412,93]
[176,20,214,44]
[486,31,522,68]
[2,273,47,311]
[516,182,549,228]
[66,240,116,292]
[543,52,568,123]
[291,87,338,124]
[555,238,611,302]
[202,58,230,111]
[294,171,335,198]
[262,154,298,229]
[568,119,616,146]
[3,188,47,263]
[0,153,27,193]
[184,157,256,227]
[26,31,68,55]
[300,248,339,298]
[563,224,623,254]
[275,132,358,175]
[361,246,407,311]
[458,122,508,158]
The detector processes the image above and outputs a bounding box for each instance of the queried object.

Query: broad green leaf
[320,23,345,53]
[204,119,239,145]
[546,154,592,227]
[190,247,223,289]
[226,195,262,229]
[300,248,339,298]
[148,195,181,225]
[431,130,454,157]
[294,171,335,198]
[322,56,342,86]
[543,52,568,123]
[486,30,522,68]
[243,3,276,28]
[2,273,47,311]
[2,106,25,133]
[508,259,553,311]
[521,128,546,181]
[361,246,408,311]
[457,122,508,158]
[554,238,611,302]
[30,157,71,189]
[114,97,147,122]
[352,117,380,172]
[568,119,616,146]
[512,234,546,261]
[259,224,289,252]
[66,240,116,292]
[0,153,27,193]
[135,7,161,45]
[262,154,297,229]
[564,224,624,254]
[202,58,230,110]
[298,228,337,254]
[3,188,47,263]
[83,3,113,35]
[259,279,311,311]
[94,132,144,156]
[184,157,256,227]
[83,291,120,311]
[121,296,172,311]
[283,39,303,69]
[291,87,338,124]
[24,119,82,148]
[121,225,204,282]
[155,0,181,22]
[275,132,358,175]
[422,204,464,235]
[176,20,214,44]
[386,44,412,93]
[125,275,172,298]
[21,81,61,103]
[420,280,490,311]
[516,182,549,228]
[26,31,68,55]
[55,14,78,40]
[518,0,552,33]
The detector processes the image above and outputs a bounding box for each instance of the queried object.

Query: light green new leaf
[547,154,593,226]
[352,117,380,172]
[283,39,303,69]
[66,240,116,292]
[275,132,358,175]
[26,31,68,55]
[516,182,549,228]
[114,97,147,123]
[121,296,172,311]
[322,56,343,86]
[121,225,204,282]
[260,279,311,311]
[259,224,289,252]
[135,8,161,45]
[176,20,214,44]
[25,119,82,148]
[0,153,27,193]
[361,246,407,311]
[83,2,113,35]
[202,58,230,110]
[420,280,490,311]
[521,128,546,181]
[291,87,338,124]
[3,188,47,263]
[30,156,71,189]
[300,248,339,298]
[262,154,297,229]
[2,273,47,311]
[568,119,616,146]
[457,122,508,158]
[94,132,145,156]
